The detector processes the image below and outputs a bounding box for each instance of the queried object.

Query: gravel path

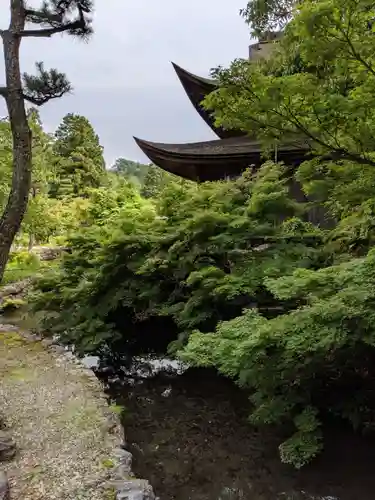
[0,326,120,500]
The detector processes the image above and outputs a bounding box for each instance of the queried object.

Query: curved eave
[134,136,309,182]
[172,62,245,140]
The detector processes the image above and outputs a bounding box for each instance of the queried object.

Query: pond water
[95,357,375,500]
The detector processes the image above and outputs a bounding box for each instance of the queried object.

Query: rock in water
[0,472,10,500]
[0,431,16,461]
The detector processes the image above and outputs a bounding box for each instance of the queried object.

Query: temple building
[134,34,311,183]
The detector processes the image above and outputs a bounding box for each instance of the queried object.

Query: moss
[103,487,117,500]
[101,457,115,469]
[0,331,44,353]
[6,366,37,382]
[0,331,31,350]
[108,403,124,416]
[0,298,27,313]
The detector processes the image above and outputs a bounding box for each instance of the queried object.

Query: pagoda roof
[134,136,310,182]
[172,62,245,139]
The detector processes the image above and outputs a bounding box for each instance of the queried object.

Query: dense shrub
[31,164,323,354]
[181,250,375,466]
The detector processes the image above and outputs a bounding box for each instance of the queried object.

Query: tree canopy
[241,0,297,36]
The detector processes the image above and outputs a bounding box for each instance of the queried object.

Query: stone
[113,479,155,500]
[33,246,68,261]
[0,278,31,312]
[0,431,16,462]
[0,472,10,500]
[114,448,133,470]
[41,338,55,348]
[0,279,31,300]
[0,324,19,333]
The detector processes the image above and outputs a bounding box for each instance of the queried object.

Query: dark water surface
[95,359,375,500]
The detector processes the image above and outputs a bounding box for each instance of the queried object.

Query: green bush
[180,249,375,466]
[31,164,323,355]
[0,297,27,313]
[2,251,41,284]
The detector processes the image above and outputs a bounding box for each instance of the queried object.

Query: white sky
[0,0,251,166]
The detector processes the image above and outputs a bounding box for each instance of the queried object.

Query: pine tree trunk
[0,1,32,282]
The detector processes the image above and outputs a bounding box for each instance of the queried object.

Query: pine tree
[0,0,94,282]
[52,113,105,197]
[25,108,55,249]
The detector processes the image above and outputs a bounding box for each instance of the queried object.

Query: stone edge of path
[0,323,158,500]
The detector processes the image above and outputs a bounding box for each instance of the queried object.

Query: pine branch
[22,62,72,106]
[20,20,83,38]
[24,0,93,39]
[24,7,63,24]
[22,89,68,105]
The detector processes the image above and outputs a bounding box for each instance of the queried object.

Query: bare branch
[0,87,8,99]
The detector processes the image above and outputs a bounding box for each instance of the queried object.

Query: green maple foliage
[207,0,375,169]
[241,0,298,36]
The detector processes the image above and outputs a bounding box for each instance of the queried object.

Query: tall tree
[24,108,55,249]
[241,0,299,36]
[51,113,105,197]
[0,0,93,282]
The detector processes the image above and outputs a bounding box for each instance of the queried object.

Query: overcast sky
[0,1,250,167]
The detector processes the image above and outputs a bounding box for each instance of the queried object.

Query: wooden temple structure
[134,34,311,182]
